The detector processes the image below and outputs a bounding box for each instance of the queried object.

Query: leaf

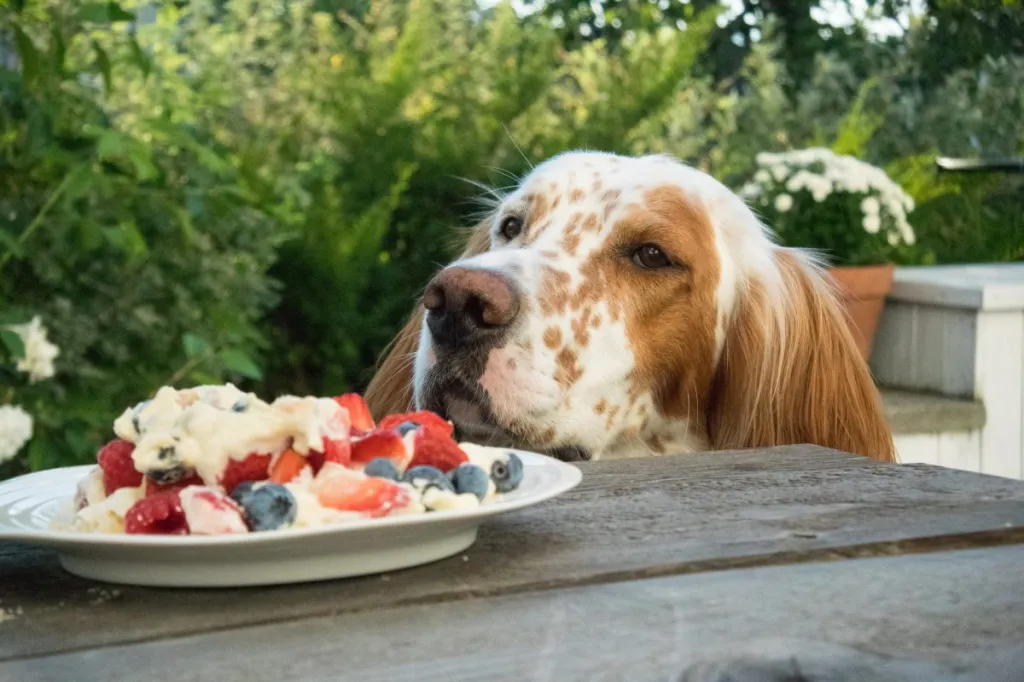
[97,131,159,181]
[129,37,151,78]
[13,27,40,85]
[92,40,112,95]
[0,329,25,359]
[79,2,134,23]
[182,333,210,359]
[63,163,96,201]
[220,349,263,380]
[101,220,147,261]
[172,206,196,244]
[50,24,66,75]
[194,145,233,176]
[0,228,25,259]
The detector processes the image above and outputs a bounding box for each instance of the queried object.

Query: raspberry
[378,410,454,438]
[219,453,272,495]
[97,439,143,495]
[124,490,189,535]
[409,430,468,472]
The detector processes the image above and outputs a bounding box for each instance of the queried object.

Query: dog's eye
[631,243,671,269]
[499,216,523,241]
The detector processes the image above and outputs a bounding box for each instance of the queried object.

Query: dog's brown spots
[540,249,560,260]
[591,313,602,328]
[507,358,517,370]
[539,267,571,317]
[581,213,600,233]
[570,308,594,347]
[538,427,556,445]
[554,347,582,387]
[602,201,620,221]
[594,399,608,415]
[543,326,562,350]
[550,195,562,211]
[563,231,581,255]
[605,404,621,429]
[569,188,584,203]
[592,177,603,192]
[601,189,621,203]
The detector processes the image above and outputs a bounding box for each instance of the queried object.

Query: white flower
[771,164,789,181]
[774,193,793,212]
[860,196,880,216]
[754,169,771,184]
[887,231,900,246]
[863,214,881,234]
[0,404,33,463]
[6,316,59,383]
[809,177,833,202]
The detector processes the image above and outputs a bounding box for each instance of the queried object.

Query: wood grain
[6,546,1024,682]
[3,446,1024,661]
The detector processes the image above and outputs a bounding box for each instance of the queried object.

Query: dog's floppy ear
[706,249,896,462]
[364,220,492,419]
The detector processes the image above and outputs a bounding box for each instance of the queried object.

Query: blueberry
[146,463,191,486]
[238,483,297,532]
[490,452,523,493]
[451,463,489,501]
[394,420,421,437]
[229,481,256,506]
[231,399,247,413]
[364,457,400,481]
[403,465,455,493]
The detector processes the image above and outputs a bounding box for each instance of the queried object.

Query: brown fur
[706,250,896,462]
[363,221,491,419]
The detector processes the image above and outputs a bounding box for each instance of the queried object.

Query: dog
[365,151,895,463]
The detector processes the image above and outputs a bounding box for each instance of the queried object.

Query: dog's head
[366,151,894,463]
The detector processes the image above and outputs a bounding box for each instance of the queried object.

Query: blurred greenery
[0,0,1022,475]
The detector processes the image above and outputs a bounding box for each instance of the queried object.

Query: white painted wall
[873,264,1024,480]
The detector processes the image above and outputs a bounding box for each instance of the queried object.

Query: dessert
[64,384,525,535]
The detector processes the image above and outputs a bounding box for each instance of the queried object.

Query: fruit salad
[62,384,525,535]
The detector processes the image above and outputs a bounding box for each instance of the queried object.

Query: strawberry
[219,452,272,495]
[322,436,351,467]
[378,410,454,438]
[179,487,247,535]
[408,429,468,472]
[351,430,408,467]
[333,393,375,434]
[144,473,204,497]
[124,490,189,535]
[269,449,308,484]
[97,439,144,495]
[317,471,410,517]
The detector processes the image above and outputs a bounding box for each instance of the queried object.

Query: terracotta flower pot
[828,263,895,362]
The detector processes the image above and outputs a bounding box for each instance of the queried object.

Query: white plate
[0,451,582,588]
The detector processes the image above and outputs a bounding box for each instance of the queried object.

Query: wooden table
[3,445,1024,681]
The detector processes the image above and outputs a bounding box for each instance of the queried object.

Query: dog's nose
[422,267,520,347]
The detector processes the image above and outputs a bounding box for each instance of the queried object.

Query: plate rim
[0,449,582,548]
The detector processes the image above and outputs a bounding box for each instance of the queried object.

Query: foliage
[739,148,916,266]
[0,0,282,475]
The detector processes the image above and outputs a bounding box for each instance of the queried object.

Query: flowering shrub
[740,148,917,266]
[0,313,59,467]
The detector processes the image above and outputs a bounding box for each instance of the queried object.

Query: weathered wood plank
[6,546,1024,682]
[3,445,1024,661]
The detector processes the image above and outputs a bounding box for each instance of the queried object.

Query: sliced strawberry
[124,490,189,534]
[269,449,309,484]
[97,439,143,495]
[333,393,375,434]
[317,471,410,517]
[219,452,272,494]
[306,449,325,474]
[409,430,468,472]
[179,487,247,535]
[350,430,408,467]
[322,436,351,467]
[144,473,204,497]
[378,410,454,438]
